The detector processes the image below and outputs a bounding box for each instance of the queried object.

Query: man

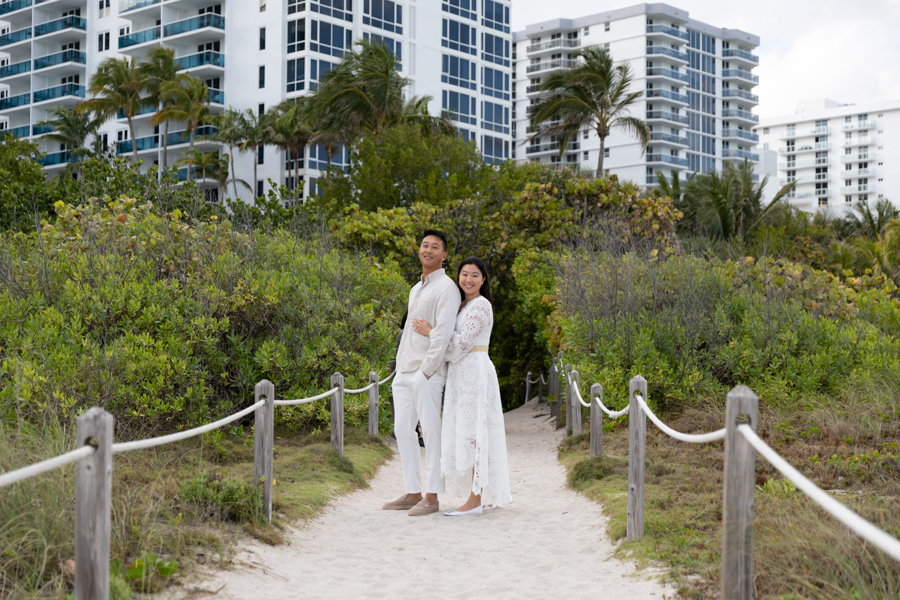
[383,230,460,516]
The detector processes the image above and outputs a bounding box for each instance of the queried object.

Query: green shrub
[179,471,263,525]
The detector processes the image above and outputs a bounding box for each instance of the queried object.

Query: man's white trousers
[392,369,445,494]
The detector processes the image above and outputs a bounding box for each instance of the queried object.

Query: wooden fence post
[525,371,532,405]
[254,380,275,524]
[627,375,647,541]
[368,371,379,436]
[570,370,583,436]
[538,372,544,404]
[75,407,113,600]
[549,359,559,420]
[564,364,573,435]
[721,386,759,600]
[590,383,603,459]
[331,373,345,455]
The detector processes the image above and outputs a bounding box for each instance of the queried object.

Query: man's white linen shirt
[395,268,460,379]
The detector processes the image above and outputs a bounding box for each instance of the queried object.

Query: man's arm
[420,283,460,377]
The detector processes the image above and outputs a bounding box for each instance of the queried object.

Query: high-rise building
[512,3,759,187]
[755,98,900,215]
[0,0,513,202]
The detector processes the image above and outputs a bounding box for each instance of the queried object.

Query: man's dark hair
[422,229,448,252]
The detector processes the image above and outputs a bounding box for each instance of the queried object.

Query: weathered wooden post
[590,383,603,459]
[570,370,583,436]
[627,375,647,541]
[538,372,544,404]
[549,359,559,420]
[525,371,532,405]
[564,364,573,435]
[721,386,759,600]
[254,380,275,523]
[75,408,113,600]
[331,372,345,455]
[367,371,379,436]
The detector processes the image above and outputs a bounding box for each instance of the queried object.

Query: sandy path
[172,399,673,600]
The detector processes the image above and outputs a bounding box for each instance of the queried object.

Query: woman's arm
[444,301,490,364]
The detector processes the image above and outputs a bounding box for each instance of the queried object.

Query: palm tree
[77,57,149,164]
[35,105,101,164]
[238,108,271,198]
[152,77,211,180]
[139,47,180,171]
[176,148,241,202]
[528,46,651,178]
[651,169,695,201]
[269,98,313,200]
[840,197,899,240]
[204,107,247,199]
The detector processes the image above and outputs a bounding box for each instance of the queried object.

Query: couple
[384,229,512,517]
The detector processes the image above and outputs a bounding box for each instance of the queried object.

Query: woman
[412,257,512,516]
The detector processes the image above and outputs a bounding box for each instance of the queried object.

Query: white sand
[169,399,673,599]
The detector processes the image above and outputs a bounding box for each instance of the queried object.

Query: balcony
[842,120,875,131]
[525,84,543,94]
[164,14,226,38]
[117,134,159,154]
[808,126,830,135]
[209,88,224,104]
[525,141,579,155]
[722,148,759,161]
[722,108,758,123]
[840,184,873,194]
[646,154,689,167]
[778,141,830,154]
[119,0,160,13]
[840,168,875,179]
[650,132,689,146]
[842,136,875,147]
[721,129,759,143]
[40,150,75,166]
[646,110,689,125]
[778,157,830,169]
[0,92,30,110]
[2,124,30,137]
[526,59,577,74]
[167,125,216,146]
[0,27,32,47]
[175,51,225,70]
[793,189,829,199]
[646,67,689,83]
[840,152,875,163]
[646,25,690,42]
[119,26,161,48]
[0,60,30,79]
[34,49,86,70]
[646,46,689,62]
[526,39,580,53]
[32,123,54,135]
[723,48,759,64]
[722,88,758,103]
[722,69,759,84]
[117,103,157,119]
[0,0,30,16]
[646,89,689,104]
[33,83,84,102]
[34,16,87,37]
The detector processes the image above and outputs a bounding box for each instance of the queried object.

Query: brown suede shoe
[382,495,422,510]
[407,498,440,516]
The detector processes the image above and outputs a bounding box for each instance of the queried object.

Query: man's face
[419,235,447,271]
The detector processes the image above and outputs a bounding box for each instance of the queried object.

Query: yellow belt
[468,346,489,353]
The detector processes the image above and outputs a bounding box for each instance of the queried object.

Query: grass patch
[559,400,900,599]
[0,423,390,599]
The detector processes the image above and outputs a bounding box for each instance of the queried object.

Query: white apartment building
[512,3,760,187]
[755,98,900,215]
[0,0,513,202]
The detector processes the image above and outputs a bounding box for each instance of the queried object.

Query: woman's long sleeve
[445,300,492,364]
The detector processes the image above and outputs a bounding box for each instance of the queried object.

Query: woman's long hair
[456,256,493,304]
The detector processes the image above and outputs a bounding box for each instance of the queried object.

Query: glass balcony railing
[32,123,54,135]
[646,67,690,82]
[646,46,689,62]
[525,59,577,74]
[164,14,225,37]
[722,108,758,122]
[841,168,875,179]
[646,154,689,167]
[646,25,690,41]
[33,83,85,102]
[646,89,689,103]
[2,124,30,137]
[650,132,689,145]
[723,48,759,63]
[175,51,225,70]
[119,0,160,13]
[34,49,86,70]
[0,60,30,78]
[0,92,30,110]
[0,0,31,15]
[40,150,75,166]
[722,88,759,103]
[167,125,217,146]
[209,88,224,104]
[722,69,759,83]
[117,134,159,154]
[119,26,161,48]
[722,148,759,161]
[0,27,32,47]
[117,103,157,119]
[842,120,875,131]
[646,110,690,125]
[34,16,87,37]
[721,129,759,142]
[526,38,580,53]
[841,152,875,163]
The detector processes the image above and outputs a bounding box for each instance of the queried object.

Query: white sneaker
[444,505,483,516]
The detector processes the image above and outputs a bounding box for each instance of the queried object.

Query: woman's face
[459,264,485,299]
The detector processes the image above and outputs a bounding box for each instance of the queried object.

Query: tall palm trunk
[228,143,238,199]
[293,146,301,200]
[596,130,606,178]
[253,151,259,198]
[128,116,138,164]
[187,127,196,180]
[161,118,169,172]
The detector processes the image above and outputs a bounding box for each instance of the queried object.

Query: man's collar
[421,268,445,284]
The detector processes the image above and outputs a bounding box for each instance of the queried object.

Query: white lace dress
[440,296,512,506]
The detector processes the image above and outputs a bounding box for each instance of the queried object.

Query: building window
[260,27,266,50]
[258,145,265,165]
[604,22,610,31]
[442,90,477,125]
[310,20,352,57]
[259,65,265,88]
[257,180,264,197]
[364,32,402,62]
[98,31,109,51]
[258,103,265,115]
[287,19,306,53]
[482,134,509,164]
[287,58,305,92]
[482,32,510,67]
[364,0,403,34]
[604,147,610,158]
[260,0,266,10]
[287,0,305,14]
[442,54,477,90]
[443,0,476,21]
[763,127,769,134]
[312,0,353,22]
[482,0,510,33]
[309,59,336,90]
[482,100,509,134]
[583,27,589,36]
[481,66,509,100]
[442,19,476,55]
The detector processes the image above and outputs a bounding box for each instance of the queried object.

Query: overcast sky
[511,0,900,119]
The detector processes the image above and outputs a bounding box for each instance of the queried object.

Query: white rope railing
[379,370,396,385]
[344,382,376,394]
[635,394,726,444]
[0,446,95,489]
[273,387,339,406]
[739,425,900,563]
[112,400,266,453]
